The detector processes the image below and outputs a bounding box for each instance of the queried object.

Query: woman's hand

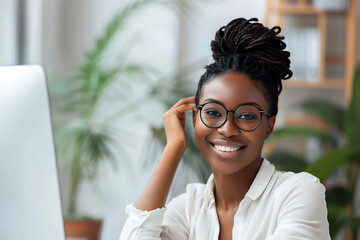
[163,96,195,151]
[134,96,196,211]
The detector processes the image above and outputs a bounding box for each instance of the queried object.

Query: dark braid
[195,18,292,116]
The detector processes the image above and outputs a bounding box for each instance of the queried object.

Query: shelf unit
[264,0,357,104]
[264,3,357,238]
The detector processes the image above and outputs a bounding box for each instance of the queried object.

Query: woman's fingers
[163,103,195,125]
[163,99,195,124]
[164,96,195,120]
[172,96,195,109]
[162,97,196,148]
[167,103,196,128]
[173,102,196,114]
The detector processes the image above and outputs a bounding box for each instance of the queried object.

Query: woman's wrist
[164,140,186,159]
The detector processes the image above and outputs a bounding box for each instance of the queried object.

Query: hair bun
[210,17,292,80]
[211,18,256,60]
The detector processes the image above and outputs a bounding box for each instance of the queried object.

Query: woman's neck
[213,158,263,210]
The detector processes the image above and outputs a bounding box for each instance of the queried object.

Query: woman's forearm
[134,97,195,211]
[134,141,185,211]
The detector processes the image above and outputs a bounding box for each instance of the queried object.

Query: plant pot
[64,219,102,240]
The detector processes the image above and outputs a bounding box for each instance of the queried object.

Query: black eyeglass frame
[197,102,272,132]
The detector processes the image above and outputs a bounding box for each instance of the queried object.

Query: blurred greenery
[50,0,216,219]
[146,62,212,184]
[50,0,193,218]
[268,126,333,143]
[266,65,360,238]
[266,150,307,173]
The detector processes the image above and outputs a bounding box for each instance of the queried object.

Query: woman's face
[193,72,276,175]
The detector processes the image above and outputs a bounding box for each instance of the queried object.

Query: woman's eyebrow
[202,98,262,108]
[240,102,262,108]
[202,98,223,105]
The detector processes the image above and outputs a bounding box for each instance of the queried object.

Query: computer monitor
[0,65,66,240]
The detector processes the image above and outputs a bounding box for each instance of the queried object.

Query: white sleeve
[119,194,189,240]
[268,173,331,240]
[160,193,190,239]
[119,204,166,240]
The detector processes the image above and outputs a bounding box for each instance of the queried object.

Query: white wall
[0,0,358,239]
[42,0,179,82]
[0,0,17,65]
[177,0,266,74]
[40,1,182,239]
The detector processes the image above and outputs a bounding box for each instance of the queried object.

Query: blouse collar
[204,159,276,208]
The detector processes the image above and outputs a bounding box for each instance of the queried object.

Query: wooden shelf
[326,55,345,64]
[284,113,332,131]
[272,5,318,14]
[283,80,345,89]
[270,5,347,15]
[265,0,357,104]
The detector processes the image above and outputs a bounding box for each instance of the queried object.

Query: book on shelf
[313,0,348,12]
[284,27,320,83]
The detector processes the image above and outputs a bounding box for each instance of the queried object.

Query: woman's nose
[217,113,241,137]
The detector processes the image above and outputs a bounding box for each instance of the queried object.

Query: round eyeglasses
[197,102,272,132]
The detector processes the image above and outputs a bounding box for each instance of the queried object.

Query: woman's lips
[210,141,246,152]
[213,145,240,152]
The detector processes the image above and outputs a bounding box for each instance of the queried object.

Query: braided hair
[195,18,292,116]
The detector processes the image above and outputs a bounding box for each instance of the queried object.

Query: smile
[213,144,245,152]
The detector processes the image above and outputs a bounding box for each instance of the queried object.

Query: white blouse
[120,159,331,240]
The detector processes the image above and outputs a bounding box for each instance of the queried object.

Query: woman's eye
[239,114,256,120]
[204,110,222,118]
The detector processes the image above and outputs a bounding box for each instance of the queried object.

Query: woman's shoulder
[167,178,213,214]
[170,182,209,207]
[272,169,326,198]
[276,170,322,185]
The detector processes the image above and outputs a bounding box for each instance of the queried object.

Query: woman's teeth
[214,145,241,152]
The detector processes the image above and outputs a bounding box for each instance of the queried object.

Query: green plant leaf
[51,0,165,120]
[327,204,348,238]
[327,203,360,237]
[266,150,307,172]
[56,121,117,176]
[151,126,167,146]
[345,65,360,148]
[82,0,160,72]
[267,126,333,143]
[325,187,352,207]
[305,146,354,182]
[296,99,345,132]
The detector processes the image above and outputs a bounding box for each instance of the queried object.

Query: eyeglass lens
[200,102,262,130]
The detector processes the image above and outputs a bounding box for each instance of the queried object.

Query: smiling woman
[193,72,275,178]
[119,18,331,240]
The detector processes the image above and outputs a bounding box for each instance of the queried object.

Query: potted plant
[50,0,183,238]
[265,65,360,239]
